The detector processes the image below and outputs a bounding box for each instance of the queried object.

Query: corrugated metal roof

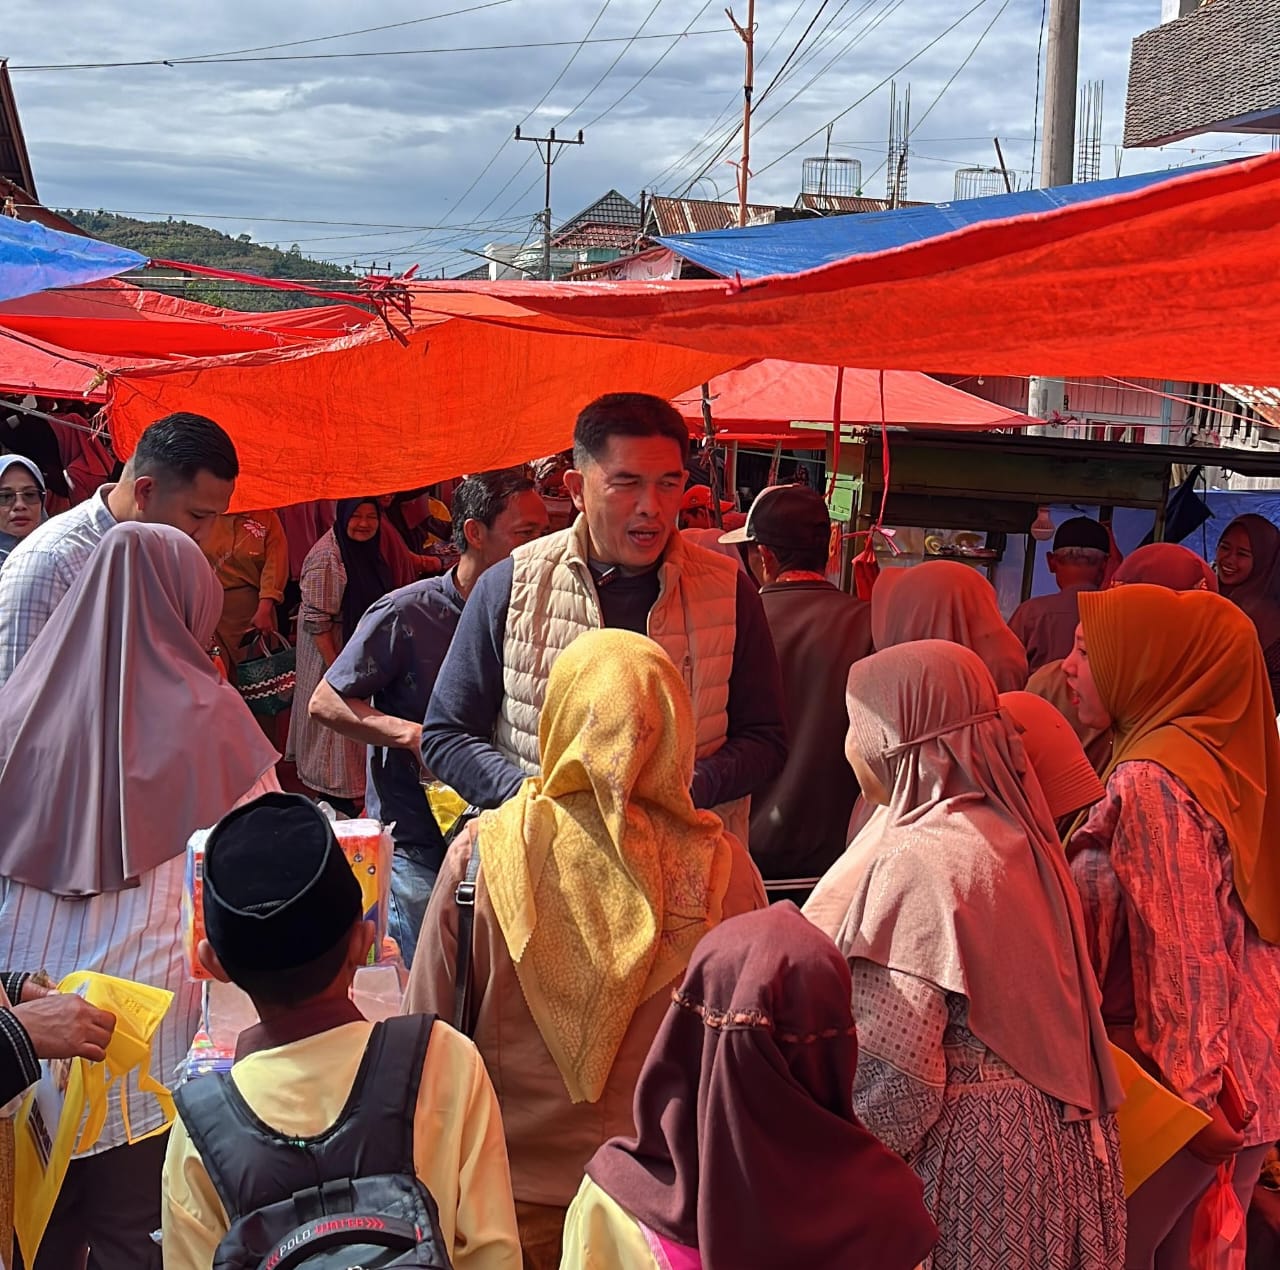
[647,196,784,236]
[795,193,928,214]
[1222,384,1280,429]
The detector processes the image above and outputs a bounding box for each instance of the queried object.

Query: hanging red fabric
[852,370,891,601]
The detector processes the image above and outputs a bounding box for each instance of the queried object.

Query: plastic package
[181,828,212,981]
[331,819,393,964]
[352,964,403,1022]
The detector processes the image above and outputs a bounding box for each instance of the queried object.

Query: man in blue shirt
[309,470,549,965]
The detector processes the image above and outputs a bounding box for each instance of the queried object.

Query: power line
[174,1,517,61]
[752,0,991,180]
[441,0,615,222]
[858,0,1011,192]
[675,0,892,195]
[8,29,728,72]
[48,208,550,230]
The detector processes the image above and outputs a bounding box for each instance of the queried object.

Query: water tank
[954,166,1008,200]
[801,156,861,197]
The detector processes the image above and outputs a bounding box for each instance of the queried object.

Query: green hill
[64,210,362,311]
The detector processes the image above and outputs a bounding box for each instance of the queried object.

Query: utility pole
[1029,0,1080,426]
[514,125,585,280]
[727,0,756,227]
[1039,0,1080,188]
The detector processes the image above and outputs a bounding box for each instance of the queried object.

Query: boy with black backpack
[161,792,521,1270]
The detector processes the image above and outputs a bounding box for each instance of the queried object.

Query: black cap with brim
[202,792,362,977]
[721,483,831,551]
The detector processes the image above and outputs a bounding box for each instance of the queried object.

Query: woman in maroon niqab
[585,903,938,1269]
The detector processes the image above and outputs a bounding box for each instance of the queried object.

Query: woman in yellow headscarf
[403,629,765,1270]
[1063,584,1280,1269]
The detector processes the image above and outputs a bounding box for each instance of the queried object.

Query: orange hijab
[1078,584,1280,942]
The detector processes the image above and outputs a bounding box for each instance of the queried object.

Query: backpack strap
[174,1073,257,1224]
[174,1014,436,1221]
[452,841,482,1037]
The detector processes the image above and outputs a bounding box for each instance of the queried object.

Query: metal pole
[993,137,1014,193]
[700,383,725,529]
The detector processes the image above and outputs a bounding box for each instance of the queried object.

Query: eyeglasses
[0,487,44,509]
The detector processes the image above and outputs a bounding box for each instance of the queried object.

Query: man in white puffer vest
[421,393,787,845]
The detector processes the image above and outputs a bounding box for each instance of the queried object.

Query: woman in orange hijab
[1064,585,1280,1269]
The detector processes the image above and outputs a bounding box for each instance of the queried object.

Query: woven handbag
[236,631,296,717]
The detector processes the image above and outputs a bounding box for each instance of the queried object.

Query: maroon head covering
[1217,514,1280,649]
[587,904,938,1269]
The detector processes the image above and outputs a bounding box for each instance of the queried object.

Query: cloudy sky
[6,0,1272,277]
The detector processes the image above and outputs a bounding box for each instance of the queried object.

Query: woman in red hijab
[563,904,938,1270]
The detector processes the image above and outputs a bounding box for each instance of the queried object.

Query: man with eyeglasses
[0,413,239,687]
[0,456,47,566]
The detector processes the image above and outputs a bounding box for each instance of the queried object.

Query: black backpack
[174,1014,453,1270]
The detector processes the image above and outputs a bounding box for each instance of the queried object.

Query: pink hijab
[816,640,1120,1120]
[872,560,1028,691]
[0,522,279,896]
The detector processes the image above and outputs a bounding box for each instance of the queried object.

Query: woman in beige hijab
[404,629,764,1270]
[807,639,1123,1270]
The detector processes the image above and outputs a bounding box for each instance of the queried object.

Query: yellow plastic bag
[14,971,173,1263]
[426,781,469,840]
[1111,1044,1212,1196]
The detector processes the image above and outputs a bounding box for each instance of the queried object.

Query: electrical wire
[173,1,516,61]
[1029,0,1049,184]
[441,0,617,223]
[8,29,726,71]
[857,0,1010,193]
[672,0,889,196]
[751,0,990,180]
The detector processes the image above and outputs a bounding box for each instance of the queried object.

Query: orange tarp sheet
[416,152,1280,383]
[672,360,1035,440]
[0,328,132,400]
[105,154,1280,507]
[110,298,740,511]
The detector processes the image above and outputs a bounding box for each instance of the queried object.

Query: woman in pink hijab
[0,522,279,1268]
[872,560,1028,691]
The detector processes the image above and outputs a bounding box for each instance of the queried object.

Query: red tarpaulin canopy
[0,278,375,359]
[672,360,1034,445]
[0,327,131,400]
[105,154,1280,508]
[416,152,1280,383]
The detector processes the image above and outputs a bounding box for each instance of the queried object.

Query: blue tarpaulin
[657,164,1218,279]
[0,215,145,303]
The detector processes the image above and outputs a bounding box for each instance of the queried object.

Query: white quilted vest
[495,518,748,842]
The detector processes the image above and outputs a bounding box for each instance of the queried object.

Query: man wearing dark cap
[161,793,521,1270]
[1009,514,1111,673]
[721,486,873,902]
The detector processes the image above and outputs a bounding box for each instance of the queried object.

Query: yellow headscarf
[1079,584,1280,942]
[477,628,735,1103]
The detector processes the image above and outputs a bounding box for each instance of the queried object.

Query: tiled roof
[550,220,639,250]
[1125,0,1280,146]
[556,189,641,236]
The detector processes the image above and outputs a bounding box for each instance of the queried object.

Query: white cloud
[6,0,1271,273]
